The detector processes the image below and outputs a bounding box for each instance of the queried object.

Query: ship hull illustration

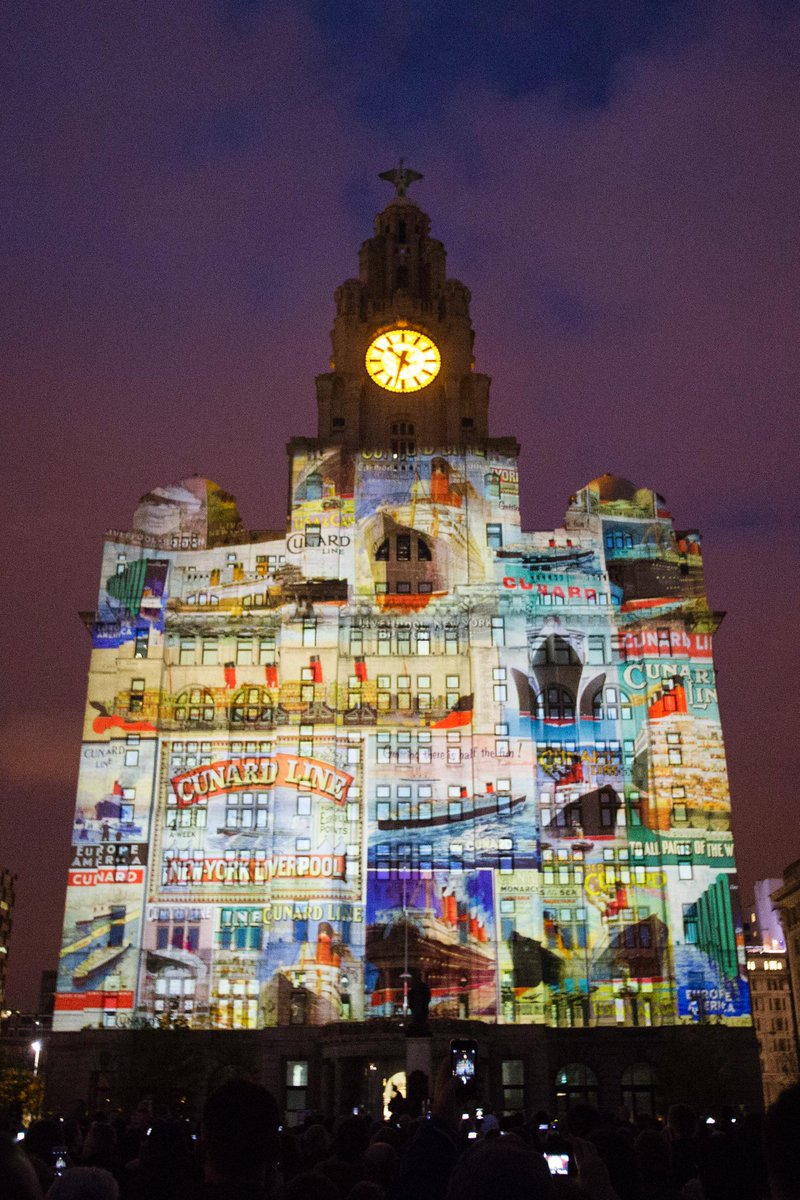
[377,791,526,831]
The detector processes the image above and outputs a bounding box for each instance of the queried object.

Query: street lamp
[31,1040,42,1076]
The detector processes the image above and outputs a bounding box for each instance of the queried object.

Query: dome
[132,474,245,548]
[589,473,639,502]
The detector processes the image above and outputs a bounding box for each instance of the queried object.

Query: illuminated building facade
[54,172,753,1055]
[744,881,798,1105]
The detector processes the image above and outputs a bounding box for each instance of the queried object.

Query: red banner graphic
[622,630,713,659]
[68,867,146,887]
[171,754,353,809]
[54,990,134,1011]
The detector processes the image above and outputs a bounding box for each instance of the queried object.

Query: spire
[378,159,423,199]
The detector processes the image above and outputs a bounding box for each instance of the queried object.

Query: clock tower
[314,165,491,451]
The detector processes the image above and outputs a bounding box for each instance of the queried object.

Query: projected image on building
[54,175,749,1033]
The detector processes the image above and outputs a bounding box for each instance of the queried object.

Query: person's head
[363,1140,398,1187]
[202,1079,280,1184]
[564,1103,599,1139]
[83,1121,116,1160]
[301,1123,329,1160]
[667,1103,698,1140]
[282,1171,340,1200]
[0,1136,44,1200]
[48,1166,118,1200]
[331,1115,370,1162]
[445,1140,551,1200]
[635,1129,671,1182]
[764,1084,800,1200]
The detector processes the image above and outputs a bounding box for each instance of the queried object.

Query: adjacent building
[0,868,16,1013]
[50,171,758,1112]
[745,880,798,1105]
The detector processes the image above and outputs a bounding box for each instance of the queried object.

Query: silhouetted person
[764,1083,800,1200]
[666,1103,699,1190]
[122,1118,196,1199]
[444,1140,551,1200]
[49,1166,119,1200]
[318,1115,370,1197]
[81,1121,117,1173]
[406,979,431,1037]
[197,1079,280,1199]
[0,1135,44,1200]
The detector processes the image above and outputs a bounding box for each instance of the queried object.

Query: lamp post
[31,1040,42,1076]
[574,838,594,1026]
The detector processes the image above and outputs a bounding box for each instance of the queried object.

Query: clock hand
[393,350,408,383]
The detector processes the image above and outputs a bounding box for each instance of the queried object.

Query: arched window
[554,1063,599,1113]
[621,1062,656,1117]
[174,687,215,726]
[390,421,415,459]
[592,686,632,721]
[374,531,432,563]
[537,685,575,722]
[230,686,273,726]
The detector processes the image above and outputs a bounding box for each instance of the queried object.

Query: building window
[224,792,270,831]
[554,1063,599,1112]
[202,639,218,665]
[174,688,216,726]
[486,523,503,549]
[390,420,415,458]
[302,619,317,648]
[587,636,606,665]
[285,1059,309,1124]
[491,617,505,647]
[306,523,321,548]
[621,1063,656,1117]
[538,686,575,722]
[179,639,195,665]
[349,625,364,655]
[129,679,146,712]
[230,687,273,725]
[501,1060,524,1114]
[236,638,253,665]
[134,629,149,659]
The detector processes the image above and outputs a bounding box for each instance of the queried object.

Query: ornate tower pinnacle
[312,173,494,451]
[378,160,424,199]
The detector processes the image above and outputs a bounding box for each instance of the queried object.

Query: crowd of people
[2,1062,800,1200]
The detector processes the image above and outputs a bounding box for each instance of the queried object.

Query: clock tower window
[390,421,415,460]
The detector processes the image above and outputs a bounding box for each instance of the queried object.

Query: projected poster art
[53,453,749,1031]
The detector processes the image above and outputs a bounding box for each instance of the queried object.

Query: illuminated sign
[171,754,354,808]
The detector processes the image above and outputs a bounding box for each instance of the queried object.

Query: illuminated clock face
[365,329,441,393]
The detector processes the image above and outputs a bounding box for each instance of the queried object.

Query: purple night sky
[2,1,799,1008]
